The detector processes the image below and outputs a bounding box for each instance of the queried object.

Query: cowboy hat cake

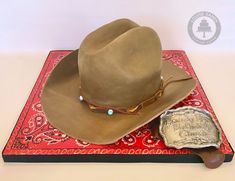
[41,19,196,144]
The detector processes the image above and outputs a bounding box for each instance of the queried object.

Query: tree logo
[188,11,221,45]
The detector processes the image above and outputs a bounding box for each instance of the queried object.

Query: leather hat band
[79,76,193,115]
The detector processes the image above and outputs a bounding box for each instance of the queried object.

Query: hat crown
[78,19,162,108]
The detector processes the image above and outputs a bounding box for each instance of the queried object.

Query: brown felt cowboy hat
[41,19,196,144]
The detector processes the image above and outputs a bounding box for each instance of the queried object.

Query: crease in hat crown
[78,18,163,111]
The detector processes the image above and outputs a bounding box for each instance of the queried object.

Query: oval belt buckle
[159,106,222,149]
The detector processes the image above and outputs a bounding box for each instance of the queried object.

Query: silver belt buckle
[159,106,222,149]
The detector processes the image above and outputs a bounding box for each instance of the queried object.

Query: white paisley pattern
[3,50,232,156]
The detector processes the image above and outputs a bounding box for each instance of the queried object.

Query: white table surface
[0,51,234,181]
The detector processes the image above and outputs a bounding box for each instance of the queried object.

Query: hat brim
[41,50,196,144]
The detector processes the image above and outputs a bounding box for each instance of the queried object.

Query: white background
[1,0,235,181]
[0,0,235,53]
